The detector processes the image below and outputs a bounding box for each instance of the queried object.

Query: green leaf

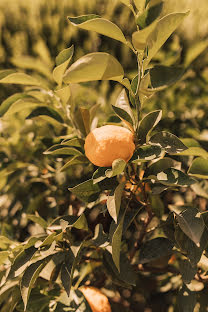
[0,93,33,117]
[55,85,71,106]
[26,214,48,229]
[0,72,41,86]
[132,144,162,163]
[144,12,189,68]
[156,168,195,187]
[149,131,188,154]
[150,65,184,88]
[69,179,101,202]
[44,144,83,156]
[61,263,71,296]
[60,156,88,172]
[20,256,52,310]
[137,110,162,144]
[132,20,158,51]
[111,211,126,271]
[175,208,204,247]
[188,157,208,179]
[61,138,84,148]
[184,40,208,67]
[175,147,208,158]
[53,45,74,86]
[107,182,125,223]
[92,167,108,184]
[175,224,208,266]
[136,1,163,29]
[3,99,43,117]
[146,157,176,176]
[139,237,173,264]
[0,69,16,79]
[112,89,135,131]
[26,106,64,123]
[177,284,196,312]
[105,158,127,178]
[179,259,197,284]
[7,246,37,280]
[68,15,126,44]
[103,251,136,286]
[91,224,109,248]
[63,52,124,83]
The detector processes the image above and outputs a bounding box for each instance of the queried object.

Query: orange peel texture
[80,286,112,312]
[84,125,135,167]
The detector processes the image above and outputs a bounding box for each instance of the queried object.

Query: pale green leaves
[63,52,124,83]
[0,71,41,86]
[53,45,74,86]
[143,12,189,68]
[68,15,126,44]
[132,20,158,51]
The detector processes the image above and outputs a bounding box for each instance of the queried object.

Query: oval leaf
[188,157,208,179]
[137,110,162,144]
[149,131,188,154]
[68,15,126,43]
[63,52,124,83]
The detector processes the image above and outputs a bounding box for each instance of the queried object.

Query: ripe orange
[80,286,112,312]
[84,125,135,167]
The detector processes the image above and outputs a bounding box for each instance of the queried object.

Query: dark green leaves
[21,256,53,310]
[53,45,74,86]
[26,106,64,123]
[137,110,162,144]
[150,65,184,88]
[69,179,100,202]
[177,284,196,312]
[175,208,204,247]
[136,1,163,29]
[68,15,126,43]
[107,182,125,223]
[139,237,173,264]
[156,168,195,187]
[149,131,188,154]
[132,145,162,163]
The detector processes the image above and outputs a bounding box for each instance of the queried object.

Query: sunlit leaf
[68,15,126,43]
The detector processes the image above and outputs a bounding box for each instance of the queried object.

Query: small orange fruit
[84,125,135,167]
[80,286,112,312]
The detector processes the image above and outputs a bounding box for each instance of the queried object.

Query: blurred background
[0,1,208,311]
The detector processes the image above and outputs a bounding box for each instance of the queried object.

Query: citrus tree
[0,1,208,311]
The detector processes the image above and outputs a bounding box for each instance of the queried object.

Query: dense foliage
[0,1,208,311]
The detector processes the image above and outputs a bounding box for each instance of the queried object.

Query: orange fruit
[80,286,112,312]
[84,125,135,167]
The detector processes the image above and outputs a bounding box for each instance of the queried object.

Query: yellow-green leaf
[68,15,126,44]
[63,52,124,84]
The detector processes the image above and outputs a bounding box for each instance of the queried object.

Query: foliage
[0,1,208,311]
